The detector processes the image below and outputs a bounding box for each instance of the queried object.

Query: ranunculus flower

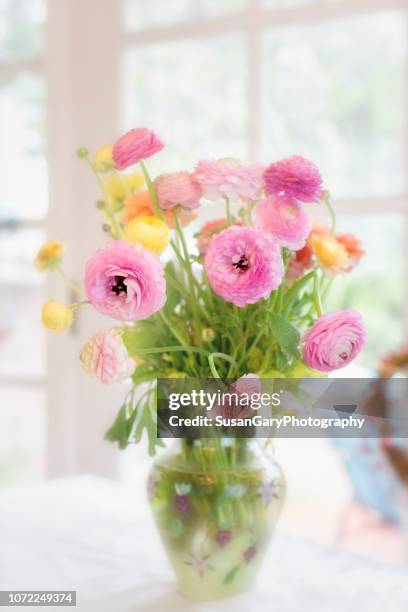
[120,190,196,229]
[287,244,314,282]
[196,218,229,256]
[214,374,261,419]
[92,145,114,173]
[308,232,350,274]
[112,128,164,170]
[85,240,166,321]
[120,191,154,223]
[154,171,202,210]
[205,225,283,307]
[123,215,170,255]
[80,328,135,384]
[193,159,264,202]
[103,172,144,208]
[264,155,323,203]
[42,300,73,334]
[336,233,365,271]
[35,240,65,271]
[255,197,311,250]
[302,310,366,372]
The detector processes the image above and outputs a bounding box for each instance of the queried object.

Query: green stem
[71,299,90,309]
[170,238,208,303]
[324,192,336,234]
[313,270,323,317]
[56,265,82,294]
[322,276,334,302]
[224,197,233,225]
[165,273,188,297]
[246,201,253,225]
[135,345,209,357]
[208,352,235,379]
[85,158,122,239]
[158,311,188,347]
[282,269,315,317]
[174,212,202,327]
[139,160,165,220]
[208,354,221,378]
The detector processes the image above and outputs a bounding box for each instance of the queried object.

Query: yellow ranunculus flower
[103,172,144,207]
[123,215,170,255]
[42,300,74,334]
[92,145,114,172]
[308,233,350,274]
[34,240,65,271]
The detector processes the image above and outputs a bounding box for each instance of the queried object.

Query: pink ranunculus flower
[264,155,323,203]
[80,328,135,384]
[85,240,166,321]
[255,197,312,251]
[215,374,261,420]
[302,310,366,372]
[153,171,202,210]
[205,225,283,308]
[193,159,264,202]
[112,128,164,170]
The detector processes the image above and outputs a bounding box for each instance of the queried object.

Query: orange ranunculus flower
[121,191,154,224]
[120,190,197,228]
[308,232,351,274]
[336,233,365,271]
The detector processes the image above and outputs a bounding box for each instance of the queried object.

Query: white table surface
[0,476,407,612]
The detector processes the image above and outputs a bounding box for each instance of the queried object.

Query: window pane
[124,34,248,172]
[0,228,46,380]
[0,72,47,221]
[0,385,45,485]
[124,0,248,29]
[325,214,404,369]
[0,0,46,62]
[263,13,405,199]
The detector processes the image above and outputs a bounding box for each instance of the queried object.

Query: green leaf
[223,565,240,584]
[131,362,160,385]
[282,270,315,315]
[123,326,164,356]
[104,405,129,449]
[268,314,300,361]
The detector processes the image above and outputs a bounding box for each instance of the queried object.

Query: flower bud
[42,300,73,334]
[77,147,89,158]
[34,240,64,271]
[92,145,114,172]
[201,327,215,343]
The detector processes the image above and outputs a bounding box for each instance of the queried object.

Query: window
[0,0,47,484]
[122,0,407,369]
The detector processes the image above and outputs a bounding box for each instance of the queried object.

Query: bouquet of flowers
[36,127,366,599]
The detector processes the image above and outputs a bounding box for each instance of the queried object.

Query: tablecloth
[0,476,407,611]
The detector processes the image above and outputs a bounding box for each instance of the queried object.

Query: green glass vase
[147,438,285,601]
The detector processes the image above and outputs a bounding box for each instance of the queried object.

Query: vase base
[178,583,252,603]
